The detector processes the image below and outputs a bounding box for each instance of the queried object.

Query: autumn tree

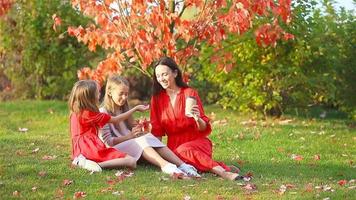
[60,0,293,83]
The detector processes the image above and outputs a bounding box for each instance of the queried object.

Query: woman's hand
[191,105,201,121]
[134,104,150,112]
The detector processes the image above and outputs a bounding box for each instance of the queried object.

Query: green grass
[0,101,355,199]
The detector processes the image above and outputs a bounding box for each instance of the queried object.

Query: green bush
[0,0,104,99]
[194,0,356,119]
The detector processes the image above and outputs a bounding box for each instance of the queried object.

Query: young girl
[98,75,199,177]
[68,80,149,172]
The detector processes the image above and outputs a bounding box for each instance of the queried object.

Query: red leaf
[63,179,73,186]
[73,191,86,199]
[52,14,62,32]
[291,154,303,161]
[338,180,347,186]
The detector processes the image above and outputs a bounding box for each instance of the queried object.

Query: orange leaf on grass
[314,154,320,160]
[338,180,347,186]
[74,191,86,199]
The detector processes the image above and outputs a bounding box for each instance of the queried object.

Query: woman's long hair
[68,80,99,114]
[152,56,188,96]
[102,75,133,129]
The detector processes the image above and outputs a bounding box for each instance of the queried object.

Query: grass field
[0,101,355,199]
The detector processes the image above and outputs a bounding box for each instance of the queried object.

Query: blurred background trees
[0,0,355,119]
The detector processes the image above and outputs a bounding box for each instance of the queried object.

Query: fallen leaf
[278,119,293,125]
[38,171,47,177]
[238,133,244,140]
[13,191,20,196]
[115,170,134,182]
[15,150,26,156]
[304,183,313,192]
[212,119,228,126]
[99,187,113,193]
[171,173,191,180]
[242,183,257,191]
[209,112,216,121]
[291,154,303,161]
[240,120,257,126]
[338,180,347,186]
[42,155,57,160]
[277,147,285,153]
[112,191,121,196]
[55,189,64,198]
[314,155,320,160]
[32,148,40,154]
[184,195,191,200]
[73,191,86,199]
[18,127,28,133]
[63,179,73,186]
[348,186,356,190]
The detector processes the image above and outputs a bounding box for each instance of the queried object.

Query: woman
[150,57,243,180]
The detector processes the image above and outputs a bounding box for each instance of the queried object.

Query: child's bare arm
[109,105,149,124]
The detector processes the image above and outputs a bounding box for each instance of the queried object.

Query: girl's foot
[178,163,201,178]
[161,163,186,176]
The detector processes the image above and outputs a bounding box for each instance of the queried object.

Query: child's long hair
[102,75,133,129]
[68,80,99,114]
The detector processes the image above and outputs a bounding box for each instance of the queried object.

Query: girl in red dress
[150,57,244,180]
[68,80,148,172]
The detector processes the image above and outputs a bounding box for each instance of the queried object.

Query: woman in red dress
[150,57,243,180]
[68,80,148,172]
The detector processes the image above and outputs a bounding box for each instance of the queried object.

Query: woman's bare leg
[154,146,184,166]
[98,156,136,169]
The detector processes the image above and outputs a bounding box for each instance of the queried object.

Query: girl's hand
[129,125,144,138]
[134,104,150,112]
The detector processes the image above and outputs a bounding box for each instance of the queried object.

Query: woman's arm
[191,109,207,131]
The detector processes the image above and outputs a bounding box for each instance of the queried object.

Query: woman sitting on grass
[150,57,246,181]
[98,75,199,177]
[68,80,148,172]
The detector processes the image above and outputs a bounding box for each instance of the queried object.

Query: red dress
[150,87,230,172]
[70,110,126,162]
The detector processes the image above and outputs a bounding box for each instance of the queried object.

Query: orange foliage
[61,0,293,81]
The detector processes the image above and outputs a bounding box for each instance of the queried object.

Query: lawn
[0,101,355,199]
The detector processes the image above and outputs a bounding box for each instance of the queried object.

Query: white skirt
[113,133,165,161]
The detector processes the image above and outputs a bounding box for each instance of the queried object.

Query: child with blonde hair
[68,80,149,172]
[99,75,199,177]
